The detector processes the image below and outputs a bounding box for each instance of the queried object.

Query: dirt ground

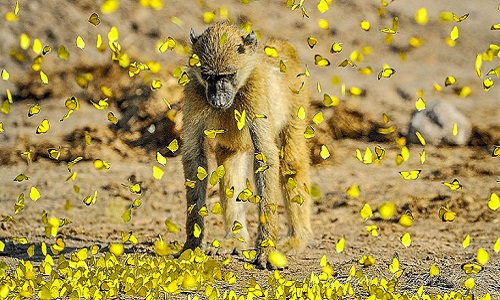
[1,0,499,298]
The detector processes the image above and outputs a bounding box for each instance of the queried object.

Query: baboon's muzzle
[206,78,235,110]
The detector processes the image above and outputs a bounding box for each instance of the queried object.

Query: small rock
[407,100,471,146]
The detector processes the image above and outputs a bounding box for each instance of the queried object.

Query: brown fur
[181,23,312,268]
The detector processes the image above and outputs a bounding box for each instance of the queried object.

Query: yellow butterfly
[303,126,315,139]
[76,36,86,49]
[445,76,456,86]
[400,232,411,248]
[430,264,439,276]
[356,147,373,164]
[93,159,110,170]
[488,193,500,211]
[129,183,142,194]
[279,60,286,73]
[268,250,287,269]
[462,234,470,248]
[197,166,208,180]
[378,125,396,135]
[415,97,426,111]
[193,223,202,238]
[320,145,330,160]
[389,255,400,273]
[210,165,226,185]
[359,255,375,266]
[159,37,176,52]
[477,248,489,265]
[40,70,49,84]
[51,237,65,253]
[164,219,180,233]
[47,147,60,160]
[483,77,494,91]
[307,36,318,49]
[338,58,356,68]
[189,53,201,67]
[297,106,306,120]
[438,202,456,222]
[492,145,500,157]
[208,203,223,219]
[242,249,258,261]
[399,170,421,180]
[231,221,243,234]
[264,46,278,58]
[289,81,304,94]
[415,131,426,146]
[14,193,25,214]
[88,12,100,26]
[335,238,345,253]
[131,199,142,208]
[178,72,190,86]
[378,201,396,220]
[377,68,396,80]
[461,263,483,274]
[442,178,463,191]
[67,156,83,172]
[234,109,246,130]
[203,129,226,139]
[185,180,196,188]
[167,139,179,153]
[346,185,360,198]
[13,173,29,182]
[107,112,118,124]
[255,152,267,163]
[360,203,373,220]
[28,103,41,117]
[83,191,98,206]
[365,225,379,237]
[91,98,109,110]
[121,231,138,244]
[36,119,50,134]
[29,186,41,201]
[323,93,339,107]
[452,12,469,22]
[330,42,342,53]
[374,145,385,160]
[314,54,330,67]
[312,111,323,125]
[398,210,414,227]
[58,45,70,60]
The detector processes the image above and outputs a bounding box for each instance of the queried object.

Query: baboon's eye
[202,73,236,82]
[201,73,212,82]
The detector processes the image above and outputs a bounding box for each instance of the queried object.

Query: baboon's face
[189,24,258,110]
[201,72,238,110]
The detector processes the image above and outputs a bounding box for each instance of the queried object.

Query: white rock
[407,100,471,146]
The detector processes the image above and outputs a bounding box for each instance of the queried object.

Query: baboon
[181,22,312,267]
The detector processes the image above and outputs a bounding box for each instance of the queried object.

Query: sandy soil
[1,0,499,298]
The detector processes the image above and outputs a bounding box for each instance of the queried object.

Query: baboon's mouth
[207,93,234,110]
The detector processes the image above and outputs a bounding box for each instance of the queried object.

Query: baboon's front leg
[215,146,251,251]
[181,129,208,251]
[249,122,280,268]
[279,123,313,253]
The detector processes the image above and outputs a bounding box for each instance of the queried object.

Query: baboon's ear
[242,30,257,50]
[190,28,199,44]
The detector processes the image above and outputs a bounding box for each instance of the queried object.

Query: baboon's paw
[278,236,308,255]
[209,237,248,257]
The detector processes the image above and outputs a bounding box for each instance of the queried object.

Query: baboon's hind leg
[215,146,251,252]
[279,123,313,254]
